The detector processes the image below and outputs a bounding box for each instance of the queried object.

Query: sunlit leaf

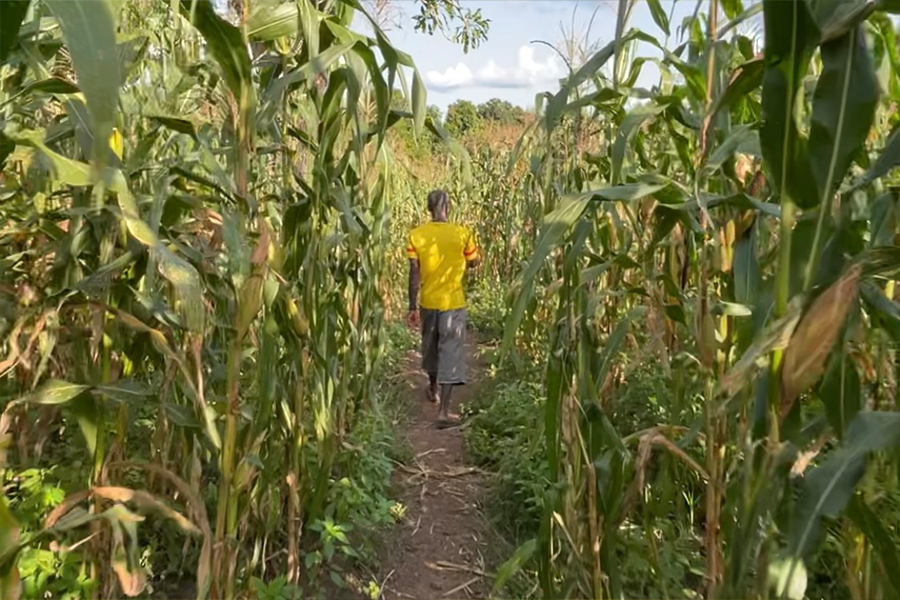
[46,0,119,165]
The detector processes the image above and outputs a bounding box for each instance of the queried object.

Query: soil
[378,339,491,600]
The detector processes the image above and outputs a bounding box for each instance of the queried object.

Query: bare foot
[423,385,438,403]
[435,412,461,429]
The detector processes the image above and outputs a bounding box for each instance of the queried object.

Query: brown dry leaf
[112,557,147,597]
[92,486,136,503]
[781,264,861,416]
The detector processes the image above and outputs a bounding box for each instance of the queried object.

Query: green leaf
[94,380,154,404]
[297,0,320,58]
[708,58,764,126]
[868,190,897,248]
[791,411,900,558]
[0,0,30,64]
[767,557,807,600]
[760,0,820,209]
[411,69,427,137]
[817,348,860,439]
[22,136,92,186]
[46,0,120,166]
[808,26,879,208]
[179,0,255,121]
[846,495,900,598]
[247,0,298,41]
[493,538,537,593]
[503,196,592,355]
[24,380,90,405]
[722,0,745,19]
[860,281,900,343]
[855,246,900,279]
[705,125,760,174]
[846,123,900,192]
[807,0,876,42]
[71,394,100,457]
[148,114,198,140]
[544,34,623,133]
[733,220,762,307]
[585,182,667,203]
[647,0,670,35]
[612,103,667,184]
[21,77,80,96]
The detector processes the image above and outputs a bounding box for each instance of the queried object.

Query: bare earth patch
[379,340,491,600]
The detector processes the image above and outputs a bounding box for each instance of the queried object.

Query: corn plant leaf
[808,26,879,207]
[733,220,761,307]
[46,0,119,165]
[20,77,80,95]
[647,0,670,35]
[767,557,807,600]
[94,380,154,404]
[719,296,805,398]
[23,380,90,405]
[868,190,898,248]
[722,0,745,19]
[0,0,30,64]
[845,122,900,192]
[845,495,900,598]
[411,69,427,137]
[503,195,591,355]
[791,411,900,558]
[860,281,900,343]
[257,41,355,131]
[179,0,254,114]
[247,0,298,41]
[807,0,876,42]
[297,0,320,58]
[781,263,860,413]
[545,36,618,133]
[856,246,900,279]
[612,103,667,184]
[595,308,641,392]
[493,538,537,593]
[719,1,764,37]
[704,124,761,174]
[816,347,860,439]
[10,128,92,185]
[426,116,473,184]
[760,0,820,209]
[71,394,100,457]
[148,114,198,141]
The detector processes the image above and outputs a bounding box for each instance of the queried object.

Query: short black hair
[427,189,449,214]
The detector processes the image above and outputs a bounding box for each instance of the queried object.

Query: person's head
[427,189,449,221]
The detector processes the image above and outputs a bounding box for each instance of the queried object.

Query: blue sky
[354,1,723,112]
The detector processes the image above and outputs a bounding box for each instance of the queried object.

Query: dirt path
[380,339,491,600]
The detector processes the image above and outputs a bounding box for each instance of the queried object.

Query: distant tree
[426,104,442,125]
[444,99,481,138]
[476,98,525,125]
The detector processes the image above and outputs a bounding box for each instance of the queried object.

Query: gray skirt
[420,308,467,385]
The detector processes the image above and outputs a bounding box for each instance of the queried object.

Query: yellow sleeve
[406,232,418,259]
[463,228,478,261]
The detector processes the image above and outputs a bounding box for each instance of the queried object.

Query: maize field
[2,0,900,599]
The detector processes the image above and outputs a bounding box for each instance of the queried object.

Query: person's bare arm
[407,258,421,328]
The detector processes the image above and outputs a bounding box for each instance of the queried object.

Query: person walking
[406,189,479,428]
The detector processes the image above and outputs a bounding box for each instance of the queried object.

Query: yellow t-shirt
[406,222,478,311]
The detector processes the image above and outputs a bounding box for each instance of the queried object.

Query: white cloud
[426,45,563,91]
[426,62,474,89]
